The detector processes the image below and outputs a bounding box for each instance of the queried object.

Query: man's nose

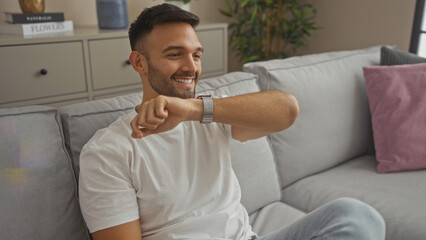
[181,55,198,73]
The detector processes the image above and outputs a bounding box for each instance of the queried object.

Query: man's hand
[130,95,202,139]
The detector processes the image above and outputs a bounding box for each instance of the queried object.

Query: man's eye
[193,54,202,59]
[168,53,180,57]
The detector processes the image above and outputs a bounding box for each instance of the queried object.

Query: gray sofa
[1,46,425,240]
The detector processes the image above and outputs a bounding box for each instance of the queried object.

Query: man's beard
[147,61,197,99]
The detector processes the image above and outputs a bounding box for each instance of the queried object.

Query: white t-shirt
[79,111,256,240]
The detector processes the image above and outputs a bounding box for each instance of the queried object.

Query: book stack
[0,12,73,36]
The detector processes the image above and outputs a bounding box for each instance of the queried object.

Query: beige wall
[0,0,417,71]
[303,0,416,54]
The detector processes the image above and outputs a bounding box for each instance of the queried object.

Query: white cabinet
[0,42,86,103]
[88,37,140,91]
[197,24,227,78]
[0,23,228,108]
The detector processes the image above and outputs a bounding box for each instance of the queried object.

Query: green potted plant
[219,0,321,63]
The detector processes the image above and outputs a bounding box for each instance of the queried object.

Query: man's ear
[129,51,148,74]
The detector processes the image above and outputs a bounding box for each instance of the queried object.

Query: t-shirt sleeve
[221,123,233,139]
[79,143,139,233]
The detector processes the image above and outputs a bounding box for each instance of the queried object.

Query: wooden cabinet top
[0,23,228,46]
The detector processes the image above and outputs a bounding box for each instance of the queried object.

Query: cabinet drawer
[89,37,140,90]
[197,27,227,78]
[0,42,86,104]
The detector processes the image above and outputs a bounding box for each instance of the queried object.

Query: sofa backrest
[0,106,90,240]
[59,93,142,179]
[244,46,380,188]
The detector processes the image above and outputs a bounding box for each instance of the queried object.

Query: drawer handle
[40,69,48,75]
[126,60,131,65]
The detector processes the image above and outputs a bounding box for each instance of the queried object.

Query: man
[79,3,385,240]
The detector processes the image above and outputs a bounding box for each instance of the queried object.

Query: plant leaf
[241,0,251,8]
[250,4,258,22]
[218,8,233,17]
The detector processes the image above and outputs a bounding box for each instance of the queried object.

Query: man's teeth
[174,78,193,84]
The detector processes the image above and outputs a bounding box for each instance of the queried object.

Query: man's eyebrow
[162,46,204,53]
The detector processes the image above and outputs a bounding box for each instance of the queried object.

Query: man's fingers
[131,99,167,139]
[131,131,141,139]
[155,98,168,119]
[131,107,158,138]
[136,103,164,130]
[134,104,156,130]
[130,118,143,139]
[131,127,156,139]
[131,96,176,139]
[147,101,166,125]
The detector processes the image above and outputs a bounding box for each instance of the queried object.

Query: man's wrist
[186,98,204,122]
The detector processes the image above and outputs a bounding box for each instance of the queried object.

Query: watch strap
[197,95,214,123]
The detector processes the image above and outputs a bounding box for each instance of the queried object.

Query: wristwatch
[197,95,214,123]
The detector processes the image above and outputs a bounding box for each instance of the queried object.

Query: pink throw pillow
[363,63,426,173]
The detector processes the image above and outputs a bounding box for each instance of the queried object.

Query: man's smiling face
[142,22,203,99]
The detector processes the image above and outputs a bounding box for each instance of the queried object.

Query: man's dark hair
[128,3,200,52]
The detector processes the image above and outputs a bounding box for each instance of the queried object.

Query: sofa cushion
[381,46,426,65]
[243,46,380,187]
[197,72,281,214]
[59,93,142,179]
[0,106,90,240]
[363,63,426,173]
[281,155,426,240]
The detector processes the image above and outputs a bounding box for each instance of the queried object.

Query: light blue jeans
[257,198,386,240]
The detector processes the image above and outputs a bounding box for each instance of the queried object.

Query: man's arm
[130,90,299,141]
[212,90,299,141]
[92,220,141,240]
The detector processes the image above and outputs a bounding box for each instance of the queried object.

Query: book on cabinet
[4,12,65,24]
[0,20,73,36]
